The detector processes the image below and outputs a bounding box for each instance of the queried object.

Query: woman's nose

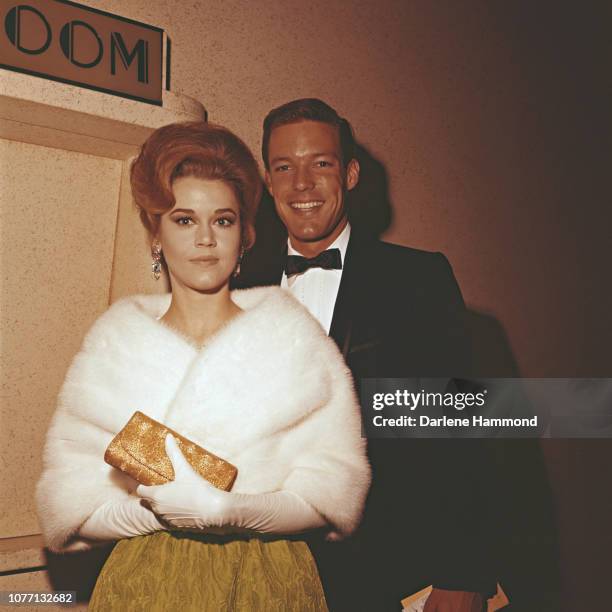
[195,224,216,247]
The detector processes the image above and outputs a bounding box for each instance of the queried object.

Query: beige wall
[0,140,122,536]
[0,140,123,610]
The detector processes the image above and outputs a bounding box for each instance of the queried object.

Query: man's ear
[346,158,360,191]
[264,170,274,196]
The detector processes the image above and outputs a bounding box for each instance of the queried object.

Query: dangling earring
[151,241,162,281]
[232,247,245,278]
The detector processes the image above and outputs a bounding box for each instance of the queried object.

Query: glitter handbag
[104,411,237,490]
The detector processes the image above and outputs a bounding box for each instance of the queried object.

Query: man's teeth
[290,201,323,209]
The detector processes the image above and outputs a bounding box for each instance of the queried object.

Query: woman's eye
[175,216,193,225]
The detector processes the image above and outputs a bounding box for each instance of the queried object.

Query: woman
[35,122,370,611]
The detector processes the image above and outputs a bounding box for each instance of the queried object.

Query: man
[237,98,496,611]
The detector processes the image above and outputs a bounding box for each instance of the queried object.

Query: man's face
[265,120,359,256]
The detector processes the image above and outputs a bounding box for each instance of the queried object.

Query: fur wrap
[36,287,370,553]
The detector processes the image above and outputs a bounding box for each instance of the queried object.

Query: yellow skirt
[88,531,328,612]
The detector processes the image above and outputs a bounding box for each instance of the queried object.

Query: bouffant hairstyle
[130,122,262,249]
[262,98,356,170]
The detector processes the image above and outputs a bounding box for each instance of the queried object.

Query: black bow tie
[285,248,342,277]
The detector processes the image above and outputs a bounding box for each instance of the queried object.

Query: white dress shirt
[281,223,350,335]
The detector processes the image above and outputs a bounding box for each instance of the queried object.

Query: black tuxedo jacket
[238,232,471,378]
[237,232,498,610]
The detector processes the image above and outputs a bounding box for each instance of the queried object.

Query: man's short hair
[262,98,356,169]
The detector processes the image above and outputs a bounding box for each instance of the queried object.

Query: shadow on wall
[466,311,562,612]
[44,544,113,602]
[346,143,393,238]
[466,311,520,379]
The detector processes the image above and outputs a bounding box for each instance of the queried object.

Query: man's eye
[274,164,290,172]
[315,160,332,168]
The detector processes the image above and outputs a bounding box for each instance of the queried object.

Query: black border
[1,0,165,106]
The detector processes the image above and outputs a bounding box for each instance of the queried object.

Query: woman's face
[158,177,242,293]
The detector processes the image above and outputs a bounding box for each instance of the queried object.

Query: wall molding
[0,68,206,159]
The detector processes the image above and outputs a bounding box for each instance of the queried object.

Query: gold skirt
[88,531,328,612]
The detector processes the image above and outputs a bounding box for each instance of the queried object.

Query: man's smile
[289,200,324,210]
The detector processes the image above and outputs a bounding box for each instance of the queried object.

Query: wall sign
[1,0,164,105]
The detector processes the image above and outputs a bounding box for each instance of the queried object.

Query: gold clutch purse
[104,411,237,491]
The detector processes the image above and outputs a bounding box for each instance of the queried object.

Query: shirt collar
[287,222,351,263]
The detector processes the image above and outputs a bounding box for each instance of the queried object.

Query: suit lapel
[329,233,366,357]
[250,230,374,360]
[270,244,287,286]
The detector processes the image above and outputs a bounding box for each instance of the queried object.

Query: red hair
[130,122,262,249]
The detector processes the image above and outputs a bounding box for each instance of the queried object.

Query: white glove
[136,435,326,534]
[79,496,167,542]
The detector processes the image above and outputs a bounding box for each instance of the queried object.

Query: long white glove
[136,435,326,534]
[79,496,167,542]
